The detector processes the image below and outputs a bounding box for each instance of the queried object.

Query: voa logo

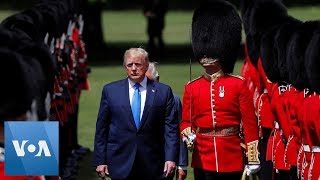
[5,121,59,175]
[12,140,51,157]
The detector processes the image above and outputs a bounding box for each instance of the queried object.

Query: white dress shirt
[128,76,147,120]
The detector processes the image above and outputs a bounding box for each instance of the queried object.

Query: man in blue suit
[146,62,188,180]
[94,47,179,180]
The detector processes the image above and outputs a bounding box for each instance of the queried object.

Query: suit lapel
[122,78,137,130]
[138,79,156,130]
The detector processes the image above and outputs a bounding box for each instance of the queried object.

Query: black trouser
[113,158,168,180]
[194,168,242,180]
[274,169,291,180]
[290,166,299,180]
[259,128,273,180]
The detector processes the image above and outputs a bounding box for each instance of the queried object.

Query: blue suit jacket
[94,78,179,179]
[173,94,188,167]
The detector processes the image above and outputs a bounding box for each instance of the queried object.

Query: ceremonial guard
[259,26,292,179]
[298,27,320,180]
[241,1,289,178]
[179,1,260,179]
[275,17,302,180]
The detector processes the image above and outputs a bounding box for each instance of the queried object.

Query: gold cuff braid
[181,127,196,151]
[247,140,260,164]
[181,127,194,136]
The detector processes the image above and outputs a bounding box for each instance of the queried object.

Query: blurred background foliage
[0,0,319,64]
[0,0,320,10]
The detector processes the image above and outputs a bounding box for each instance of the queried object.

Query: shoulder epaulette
[227,74,245,80]
[187,76,202,85]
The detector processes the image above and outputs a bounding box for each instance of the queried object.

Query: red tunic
[269,83,291,170]
[270,84,291,141]
[283,86,304,166]
[298,94,320,180]
[257,91,275,130]
[273,129,290,170]
[257,58,290,170]
[180,72,259,172]
[241,46,261,110]
[257,58,272,96]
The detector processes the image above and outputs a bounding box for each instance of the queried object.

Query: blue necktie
[132,83,141,128]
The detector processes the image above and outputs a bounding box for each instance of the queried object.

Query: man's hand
[245,164,261,176]
[176,169,187,180]
[164,161,176,177]
[96,165,109,179]
[181,127,196,151]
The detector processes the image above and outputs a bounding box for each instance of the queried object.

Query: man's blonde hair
[123,47,149,66]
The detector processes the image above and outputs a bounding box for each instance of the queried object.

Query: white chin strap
[199,57,219,65]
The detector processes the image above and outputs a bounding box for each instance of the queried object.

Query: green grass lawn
[102,7,320,45]
[102,10,192,44]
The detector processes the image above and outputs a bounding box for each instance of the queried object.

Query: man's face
[125,56,149,83]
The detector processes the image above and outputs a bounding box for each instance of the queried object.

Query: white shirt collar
[128,76,147,89]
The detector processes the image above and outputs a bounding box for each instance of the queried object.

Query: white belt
[274,122,279,129]
[303,145,320,152]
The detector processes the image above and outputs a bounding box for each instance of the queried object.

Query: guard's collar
[204,69,224,81]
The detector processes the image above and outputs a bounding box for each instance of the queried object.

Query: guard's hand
[164,161,176,177]
[181,127,196,151]
[96,165,109,179]
[245,164,260,176]
[176,169,187,180]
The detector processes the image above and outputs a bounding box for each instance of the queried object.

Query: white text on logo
[12,140,51,157]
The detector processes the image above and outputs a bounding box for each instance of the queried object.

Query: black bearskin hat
[260,26,281,83]
[305,30,320,93]
[286,21,320,91]
[248,0,288,65]
[191,0,242,73]
[249,0,288,36]
[0,48,33,120]
[245,34,259,67]
[240,0,254,34]
[274,17,302,83]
